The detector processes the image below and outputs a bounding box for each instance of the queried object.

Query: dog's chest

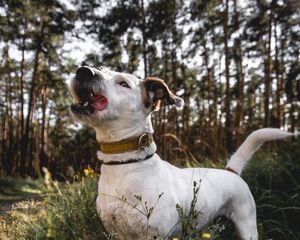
[96,166,162,238]
[96,161,184,237]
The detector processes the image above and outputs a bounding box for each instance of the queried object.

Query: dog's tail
[226,128,298,175]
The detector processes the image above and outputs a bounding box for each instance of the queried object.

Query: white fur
[69,67,296,239]
[226,128,295,175]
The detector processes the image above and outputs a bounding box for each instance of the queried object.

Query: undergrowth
[0,142,299,239]
[0,172,106,240]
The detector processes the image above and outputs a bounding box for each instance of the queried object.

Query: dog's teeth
[83,102,88,106]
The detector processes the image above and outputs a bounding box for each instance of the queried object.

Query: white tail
[226,128,298,175]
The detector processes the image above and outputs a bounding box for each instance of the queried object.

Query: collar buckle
[138,133,153,150]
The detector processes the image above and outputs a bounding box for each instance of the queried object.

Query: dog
[69,66,297,239]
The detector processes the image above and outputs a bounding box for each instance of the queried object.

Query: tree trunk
[18,16,27,167]
[20,18,45,175]
[223,0,232,153]
[275,19,286,129]
[1,113,7,175]
[3,46,14,175]
[40,86,49,171]
[170,0,179,160]
[180,63,190,147]
[202,38,214,150]
[139,0,148,78]
[233,0,244,146]
[0,49,7,175]
[264,1,274,127]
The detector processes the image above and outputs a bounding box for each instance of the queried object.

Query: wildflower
[202,232,211,239]
[83,166,95,177]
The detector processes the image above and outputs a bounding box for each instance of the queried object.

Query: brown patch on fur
[155,88,164,99]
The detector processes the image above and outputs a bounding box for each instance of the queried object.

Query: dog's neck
[95,115,157,163]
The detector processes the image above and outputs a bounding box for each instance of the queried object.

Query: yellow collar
[100,133,154,154]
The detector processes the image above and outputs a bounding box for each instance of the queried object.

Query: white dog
[69,66,296,239]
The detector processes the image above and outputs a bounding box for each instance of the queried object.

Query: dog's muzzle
[71,66,108,116]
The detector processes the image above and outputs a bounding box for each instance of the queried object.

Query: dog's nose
[76,66,95,82]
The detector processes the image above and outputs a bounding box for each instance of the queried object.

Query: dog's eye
[119,81,131,89]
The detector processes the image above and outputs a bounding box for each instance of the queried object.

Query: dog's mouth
[71,92,109,116]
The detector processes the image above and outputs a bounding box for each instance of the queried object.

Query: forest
[0,0,300,239]
[0,0,299,177]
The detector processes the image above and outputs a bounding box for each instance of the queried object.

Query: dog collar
[100,153,155,165]
[100,133,154,154]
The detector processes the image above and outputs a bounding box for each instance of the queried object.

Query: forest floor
[0,177,43,216]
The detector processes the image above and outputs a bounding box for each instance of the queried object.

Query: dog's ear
[142,77,184,111]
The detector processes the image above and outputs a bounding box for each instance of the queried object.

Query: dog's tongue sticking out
[91,95,109,111]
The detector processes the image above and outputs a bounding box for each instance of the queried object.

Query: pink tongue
[91,95,108,111]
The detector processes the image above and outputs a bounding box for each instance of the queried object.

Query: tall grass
[1,173,106,240]
[243,143,300,240]
[1,142,299,239]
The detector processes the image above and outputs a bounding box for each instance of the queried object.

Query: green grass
[0,174,106,240]
[244,144,300,240]
[0,177,43,217]
[1,142,299,239]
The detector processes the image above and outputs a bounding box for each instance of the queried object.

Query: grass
[0,177,43,216]
[0,142,299,239]
[244,144,300,240]
[0,171,106,240]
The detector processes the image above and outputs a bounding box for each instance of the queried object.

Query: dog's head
[69,66,183,141]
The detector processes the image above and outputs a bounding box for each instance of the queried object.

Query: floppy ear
[142,77,184,111]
